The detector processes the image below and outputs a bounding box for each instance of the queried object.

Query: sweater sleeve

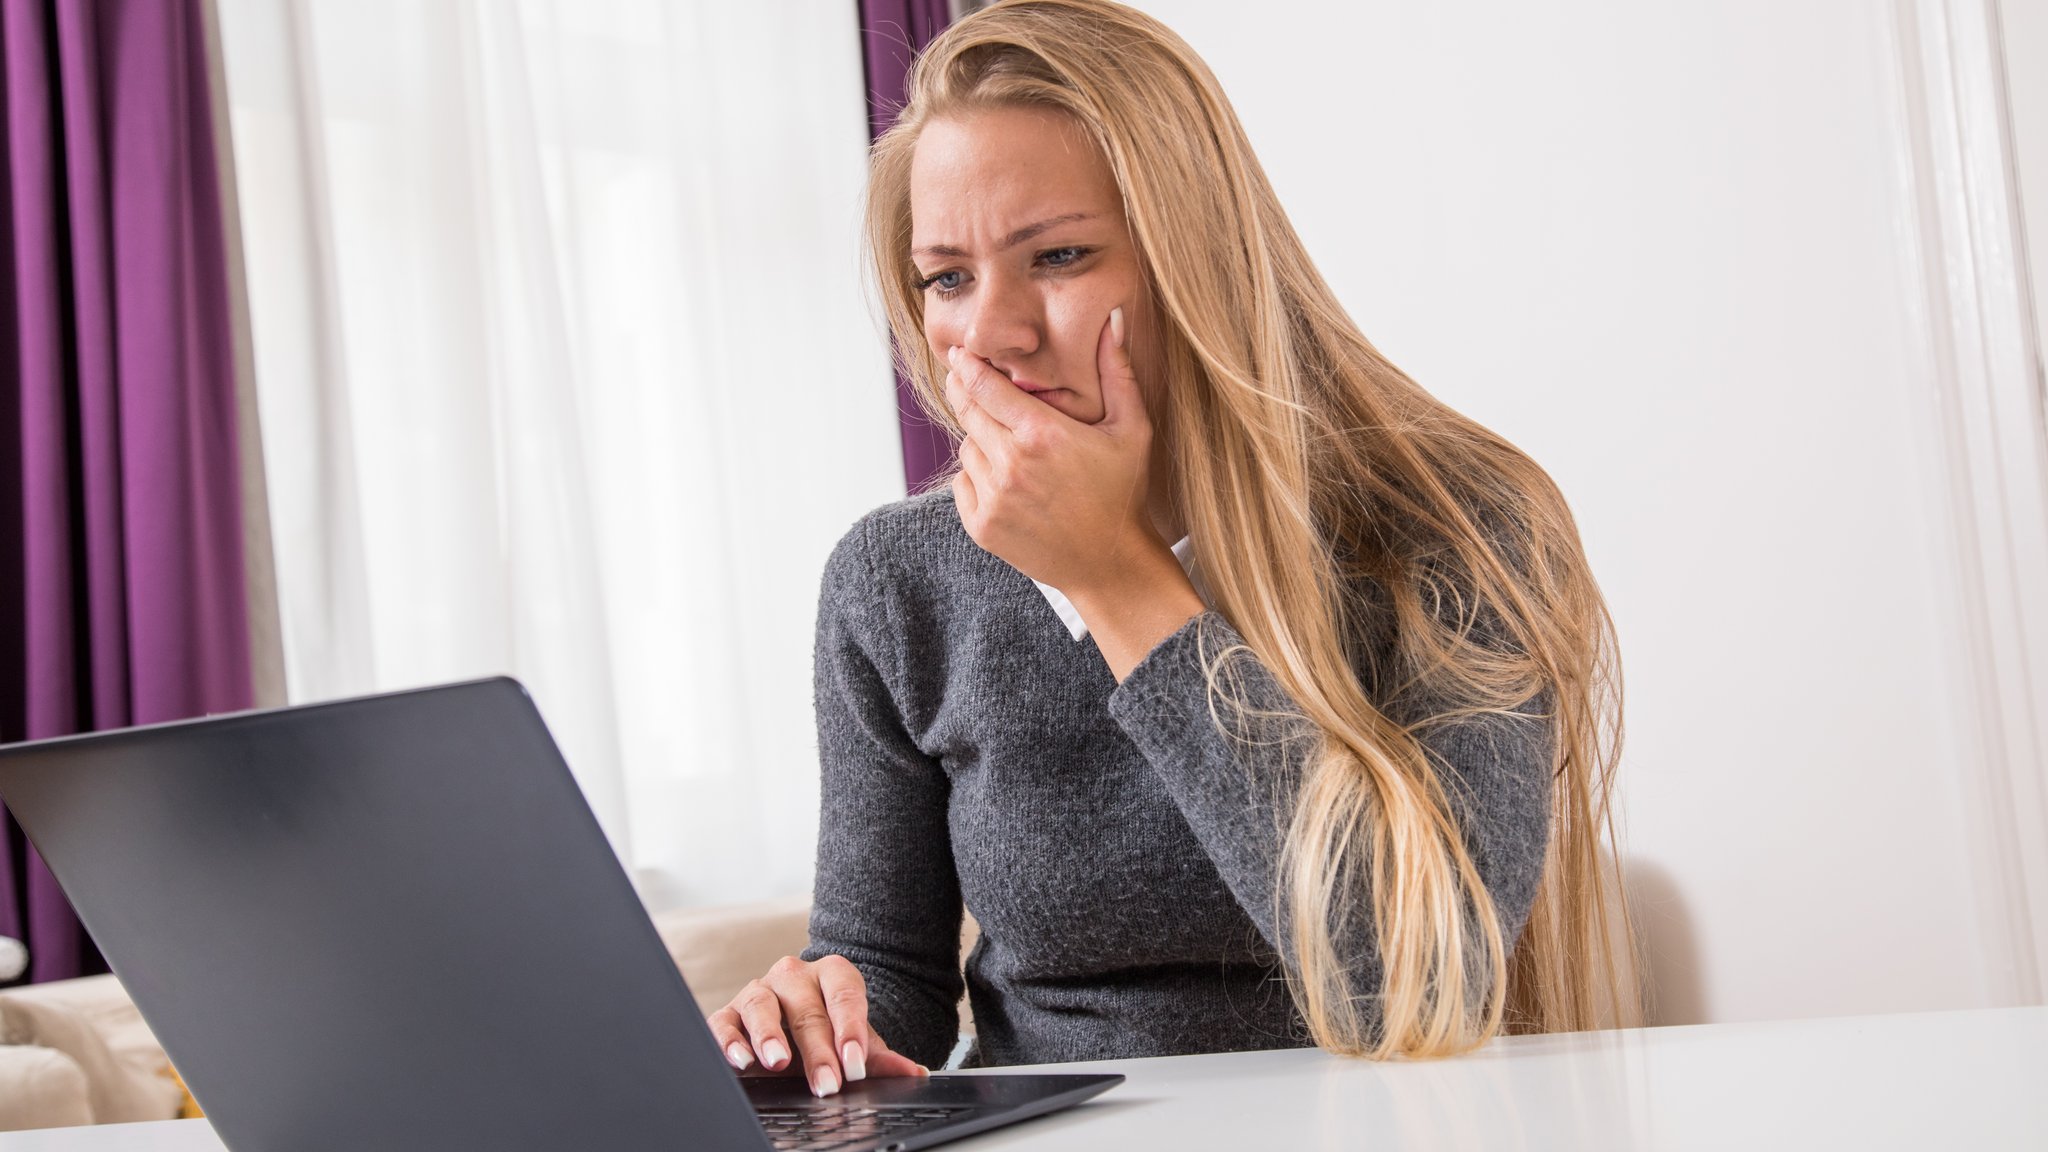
[799,521,965,1069]
[1104,608,1554,988]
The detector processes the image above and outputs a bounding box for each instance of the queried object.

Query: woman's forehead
[908,107,1122,247]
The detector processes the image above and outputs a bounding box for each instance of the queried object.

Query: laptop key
[761,1104,975,1150]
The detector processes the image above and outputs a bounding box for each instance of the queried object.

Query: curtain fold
[859,0,958,495]
[1,0,253,984]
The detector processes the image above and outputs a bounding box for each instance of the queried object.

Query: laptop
[0,678,1121,1151]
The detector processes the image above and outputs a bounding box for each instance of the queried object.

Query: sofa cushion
[651,895,813,1016]
[0,984,182,1125]
[0,1044,92,1131]
[0,975,169,1079]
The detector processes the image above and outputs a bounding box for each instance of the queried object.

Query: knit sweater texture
[801,489,1554,1068]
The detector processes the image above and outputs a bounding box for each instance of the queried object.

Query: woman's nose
[960,272,1040,362]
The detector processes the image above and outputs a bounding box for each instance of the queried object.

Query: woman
[710,0,1632,1096]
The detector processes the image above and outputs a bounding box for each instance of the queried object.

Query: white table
[5,1006,2042,1150]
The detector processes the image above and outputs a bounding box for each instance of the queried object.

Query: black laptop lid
[0,678,771,1152]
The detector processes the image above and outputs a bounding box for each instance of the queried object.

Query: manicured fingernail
[842,1041,866,1082]
[813,1066,840,1097]
[916,1063,931,1077]
[946,345,959,365]
[761,1038,789,1070]
[1111,306,1125,348]
[725,1042,754,1070]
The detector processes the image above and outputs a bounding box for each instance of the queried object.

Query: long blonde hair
[867,0,1636,1057]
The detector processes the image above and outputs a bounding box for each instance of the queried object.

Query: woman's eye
[1039,246,1088,268]
[919,270,964,295]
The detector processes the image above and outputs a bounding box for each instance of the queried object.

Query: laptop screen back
[0,678,769,1152]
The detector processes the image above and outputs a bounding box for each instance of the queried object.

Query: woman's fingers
[957,434,991,486]
[955,437,995,541]
[711,955,931,1094]
[1094,306,1147,430]
[765,957,847,1097]
[944,366,1016,464]
[811,955,874,1082]
[952,463,979,522]
[732,979,793,1072]
[947,368,1002,531]
[946,347,1043,432]
[946,375,1011,455]
[863,1031,931,1079]
[705,1005,755,1072]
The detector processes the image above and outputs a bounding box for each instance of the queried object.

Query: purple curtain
[0,0,253,984]
[860,0,957,495]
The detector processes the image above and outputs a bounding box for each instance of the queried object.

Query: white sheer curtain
[216,0,905,910]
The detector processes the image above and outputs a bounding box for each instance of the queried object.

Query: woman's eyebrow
[913,212,1097,261]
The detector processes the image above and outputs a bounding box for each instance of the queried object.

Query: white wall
[1129,0,2018,1025]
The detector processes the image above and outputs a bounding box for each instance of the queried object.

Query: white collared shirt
[1031,536,1206,642]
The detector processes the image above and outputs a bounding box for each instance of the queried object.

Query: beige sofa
[0,895,815,1133]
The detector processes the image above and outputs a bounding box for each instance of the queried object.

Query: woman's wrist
[1064,538,1206,682]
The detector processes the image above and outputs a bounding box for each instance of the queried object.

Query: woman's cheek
[1048,298,1105,377]
[922,319,954,367]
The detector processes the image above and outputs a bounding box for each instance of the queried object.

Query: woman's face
[909,105,1156,426]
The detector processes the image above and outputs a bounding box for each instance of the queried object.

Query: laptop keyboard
[755,1104,974,1150]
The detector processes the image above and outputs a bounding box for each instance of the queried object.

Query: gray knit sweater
[801,489,1553,1069]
